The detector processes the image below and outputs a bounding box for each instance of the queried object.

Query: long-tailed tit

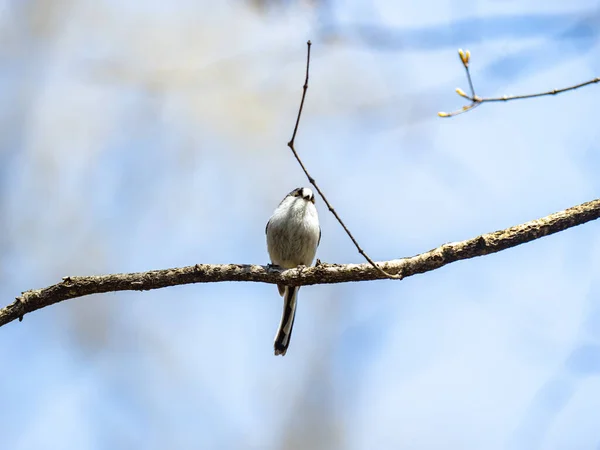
[266,187,321,356]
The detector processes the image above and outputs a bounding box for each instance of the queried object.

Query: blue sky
[1,0,600,449]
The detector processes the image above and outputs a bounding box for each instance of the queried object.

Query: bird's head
[290,187,315,204]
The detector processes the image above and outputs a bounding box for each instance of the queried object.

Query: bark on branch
[1,198,599,328]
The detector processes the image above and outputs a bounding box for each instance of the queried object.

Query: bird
[266,187,321,356]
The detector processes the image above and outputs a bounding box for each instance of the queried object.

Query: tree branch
[287,41,401,279]
[439,49,600,117]
[3,198,599,328]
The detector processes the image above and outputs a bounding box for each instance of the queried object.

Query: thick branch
[2,198,599,328]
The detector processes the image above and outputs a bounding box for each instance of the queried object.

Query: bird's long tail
[274,286,298,356]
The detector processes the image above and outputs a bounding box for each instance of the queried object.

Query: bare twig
[3,198,600,327]
[287,41,402,279]
[439,49,600,118]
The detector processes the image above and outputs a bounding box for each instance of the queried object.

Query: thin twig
[462,53,476,99]
[286,41,402,279]
[439,49,600,118]
[3,197,600,327]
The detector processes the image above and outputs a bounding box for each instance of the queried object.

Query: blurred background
[1,0,600,449]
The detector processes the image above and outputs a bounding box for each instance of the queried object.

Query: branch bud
[455,88,468,98]
[458,48,470,66]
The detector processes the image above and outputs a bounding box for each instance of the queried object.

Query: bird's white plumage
[266,187,320,356]
[267,190,319,268]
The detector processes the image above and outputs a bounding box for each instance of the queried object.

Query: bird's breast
[267,202,319,268]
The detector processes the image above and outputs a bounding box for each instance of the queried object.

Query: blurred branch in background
[248,0,327,10]
[316,10,600,51]
[439,49,600,117]
[3,197,600,327]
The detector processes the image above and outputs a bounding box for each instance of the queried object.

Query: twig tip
[455,87,468,98]
[458,48,470,66]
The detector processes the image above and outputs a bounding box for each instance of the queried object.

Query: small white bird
[266,187,321,356]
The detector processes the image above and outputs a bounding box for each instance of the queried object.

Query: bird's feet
[266,263,282,272]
